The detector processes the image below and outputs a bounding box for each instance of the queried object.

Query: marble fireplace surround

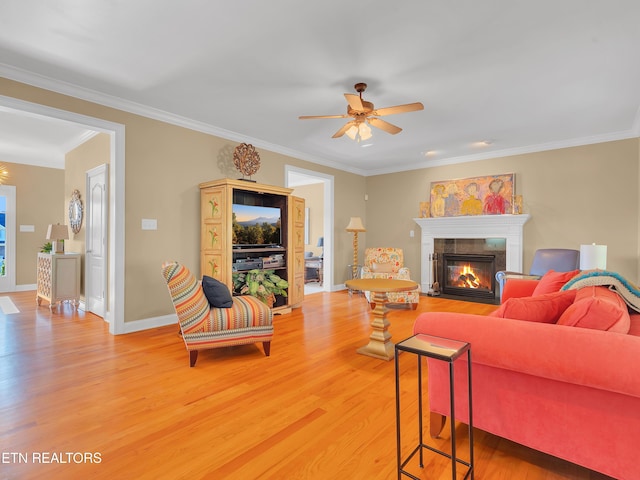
[414,214,531,293]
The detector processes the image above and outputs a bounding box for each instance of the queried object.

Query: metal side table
[395,334,474,480]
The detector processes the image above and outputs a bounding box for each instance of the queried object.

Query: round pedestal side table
[345,278,419,361]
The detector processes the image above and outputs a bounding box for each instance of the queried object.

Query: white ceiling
[0,107,97,168]
[1,1,639,175]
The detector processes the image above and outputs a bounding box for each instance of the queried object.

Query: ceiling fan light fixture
[346,123,372,142]
[299,82,423,140]
[345,125,358,140]
[359,123,372,141]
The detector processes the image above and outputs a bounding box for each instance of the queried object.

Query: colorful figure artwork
[429,173,514,217]
[419,201,430,218]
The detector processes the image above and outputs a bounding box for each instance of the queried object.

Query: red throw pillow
[489,289,577,323]
[557,286,631,333]
[532,269,580,296]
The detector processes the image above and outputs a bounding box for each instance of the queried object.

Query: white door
[85,164,108,318]
[0,185,16,293]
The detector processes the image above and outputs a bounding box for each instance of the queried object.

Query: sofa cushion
[532,269,580,296]
[490,289,577,323]
[557,286,631,333]
[202,275,233,308]
[502,278,539,300]
[629,314,640,337]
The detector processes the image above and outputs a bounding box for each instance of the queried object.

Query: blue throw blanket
[562,270,640,313]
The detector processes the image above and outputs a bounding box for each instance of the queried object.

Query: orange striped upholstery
[161,261,273,362]
[161,261,209,334]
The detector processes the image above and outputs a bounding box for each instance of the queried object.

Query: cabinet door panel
[202,222,223,251]
[202,253,225,281]
[289,196,306,307]
[201,189,224,221]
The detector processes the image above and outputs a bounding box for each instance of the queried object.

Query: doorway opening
[0,95,125,334]
[0,185,16,292]
[285,166,334,293]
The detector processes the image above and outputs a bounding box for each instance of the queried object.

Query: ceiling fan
[299,83,424,141]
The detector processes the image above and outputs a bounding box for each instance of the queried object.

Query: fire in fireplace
[442,253,496,300]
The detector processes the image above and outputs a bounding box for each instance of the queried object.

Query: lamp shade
[345,123,372,142]
[580,244,607,270]
[317,237,324,247]
[345,217,366,232]
[46,223,69,241]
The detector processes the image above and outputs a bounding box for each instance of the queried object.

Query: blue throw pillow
[201,276,233,308]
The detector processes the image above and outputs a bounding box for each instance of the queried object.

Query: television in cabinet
[200,178,305,313]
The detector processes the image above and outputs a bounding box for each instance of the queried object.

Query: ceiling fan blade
[299,114,348,119]
[344,93,365,112]
[371,102,424,116]
[368,117,402,135]
[332,122,355,138]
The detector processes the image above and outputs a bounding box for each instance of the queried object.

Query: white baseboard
[123,314,178,334]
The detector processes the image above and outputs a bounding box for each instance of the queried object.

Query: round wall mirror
[68,190,83,234]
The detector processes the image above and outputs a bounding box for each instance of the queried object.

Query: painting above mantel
[420,173,522,218]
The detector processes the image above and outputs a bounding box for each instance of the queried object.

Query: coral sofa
[413,272,640,480]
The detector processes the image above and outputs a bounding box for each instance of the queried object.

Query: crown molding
[1,63,637,178]
[0,151,65,169]
[364,129,639,176]
[0,64,369,176]
[62,130,100,154]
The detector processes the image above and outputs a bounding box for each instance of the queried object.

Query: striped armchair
[161,261,273,366]
[360,247,420,309]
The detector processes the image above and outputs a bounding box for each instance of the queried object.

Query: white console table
[36,252,81,310]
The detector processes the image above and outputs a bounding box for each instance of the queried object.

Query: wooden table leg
[357,291,395,361]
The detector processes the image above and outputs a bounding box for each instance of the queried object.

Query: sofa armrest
[413,312,640,398]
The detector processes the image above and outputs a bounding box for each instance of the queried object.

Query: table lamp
[346,217,366,278]
[317,236,324,258]
[46,223,69,254]
[580,243,607,270]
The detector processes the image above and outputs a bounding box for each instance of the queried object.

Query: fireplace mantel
[414,214,531,293]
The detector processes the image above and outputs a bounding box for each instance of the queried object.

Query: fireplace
[414,214,531,301]
[442,253,496,299]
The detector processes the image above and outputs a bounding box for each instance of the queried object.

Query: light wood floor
[0,291,614,480]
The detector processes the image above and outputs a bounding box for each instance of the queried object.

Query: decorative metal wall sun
[233,143,261,180]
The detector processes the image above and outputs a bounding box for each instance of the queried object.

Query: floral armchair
[360,247,420,309]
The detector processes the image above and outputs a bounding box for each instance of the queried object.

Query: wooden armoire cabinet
[199,178,305,313]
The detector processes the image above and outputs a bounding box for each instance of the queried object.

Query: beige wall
[0,162,64,285]
[366,139,640,282]
[0,77,367,323]
[65,132,111,298]
[3,76,639,325]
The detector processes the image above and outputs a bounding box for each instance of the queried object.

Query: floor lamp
[346,217,366,279]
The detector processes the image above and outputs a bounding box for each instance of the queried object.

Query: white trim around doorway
[0,95,125,335]
[285,165,335,291]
